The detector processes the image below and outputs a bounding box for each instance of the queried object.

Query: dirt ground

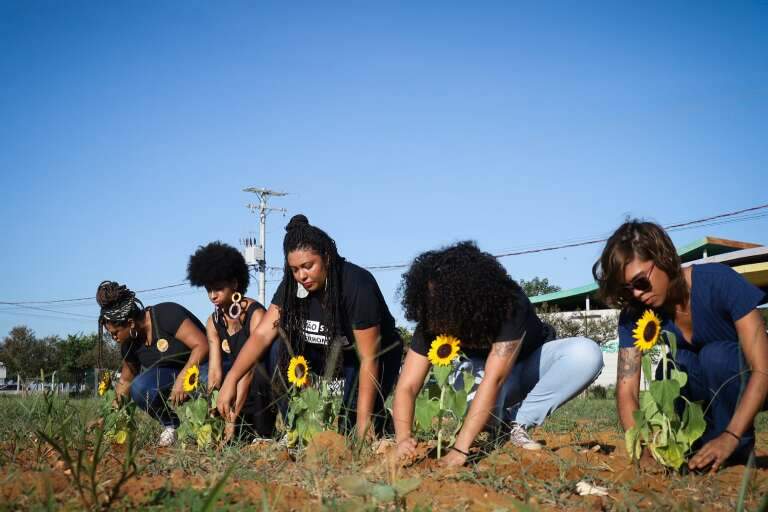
[2,430,766,510]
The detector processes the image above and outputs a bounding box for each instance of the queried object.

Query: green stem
[662,348,668,380]
[437,385,446,459]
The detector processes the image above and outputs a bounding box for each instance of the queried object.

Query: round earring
[296,283,309,299]
[231,292,242,304]
[129,327,138,339]
[228,301,242,319]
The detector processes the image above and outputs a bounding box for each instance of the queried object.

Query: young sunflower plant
[96,370,136,445]
[625,310,706,470]
[175,364,226,449]
[414,335,475,459]
[284,355,338,447]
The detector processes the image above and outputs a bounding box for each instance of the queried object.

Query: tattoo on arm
[617,348,641,380]
[491,339,522,358]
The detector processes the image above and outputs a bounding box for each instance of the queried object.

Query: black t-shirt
[121,302,205,369]
[410,287,555,361]
[271,260,402,373]
[213,300,266,360]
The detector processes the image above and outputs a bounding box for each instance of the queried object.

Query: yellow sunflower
[183,365,200,392]
[428,334,461,366]
[287,355,309,388]
[97,371,111,396]
[632,309,662,352]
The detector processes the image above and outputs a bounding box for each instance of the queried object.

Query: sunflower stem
[437,385,446,459]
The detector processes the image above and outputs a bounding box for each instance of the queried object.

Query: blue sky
[1,1,766,338]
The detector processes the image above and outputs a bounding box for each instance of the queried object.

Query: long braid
[279,215,345,374]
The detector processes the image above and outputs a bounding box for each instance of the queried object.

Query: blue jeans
[661,340,768,461]
[459,337,604,430]
[129,363,209,427]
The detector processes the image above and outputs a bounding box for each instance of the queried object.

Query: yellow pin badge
[156,338,169,352]
[222,339,231,354]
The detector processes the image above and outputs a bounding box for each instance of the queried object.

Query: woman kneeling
[394,241,604,467]
[97,281,209,446]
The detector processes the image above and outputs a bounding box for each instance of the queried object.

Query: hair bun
[96,280,130,308]
[285,214,309,232]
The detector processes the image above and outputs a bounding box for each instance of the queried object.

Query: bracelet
[723,429,741,442]
[449,445,470,457]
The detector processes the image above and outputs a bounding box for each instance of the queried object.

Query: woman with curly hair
[594,220,767,471]
[96,280,209,446]
[187,241,277,440]
[393,241,603,467]
[217,214,403,438]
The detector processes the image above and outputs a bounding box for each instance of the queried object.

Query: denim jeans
[129,363,209,427]
[457,337,604,430]
[660,340,767,462]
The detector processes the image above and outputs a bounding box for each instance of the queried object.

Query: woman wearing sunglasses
[593,220,768,471]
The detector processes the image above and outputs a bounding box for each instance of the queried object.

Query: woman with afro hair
[187,241,277,440]
[393,241,604,467]
[217,214,403,439]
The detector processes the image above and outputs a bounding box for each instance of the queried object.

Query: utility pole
[242,187,287,305]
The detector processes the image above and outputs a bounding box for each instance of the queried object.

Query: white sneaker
[509,422,542,451]
[157,427,177,447]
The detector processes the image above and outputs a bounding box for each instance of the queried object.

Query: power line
[2,202,767,305]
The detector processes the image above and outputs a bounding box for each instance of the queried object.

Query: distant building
[0,363,6,384]
[530,237,768,388]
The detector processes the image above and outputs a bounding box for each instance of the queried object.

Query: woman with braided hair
[97,281,209,447]
[217,214,403,438]
[187,241,278,440]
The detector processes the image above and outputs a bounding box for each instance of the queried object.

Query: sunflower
[428,334,461,366]
[183,365,200,392]
[287,355,310,388]
[632,309,663,352]
[97,371,111,396]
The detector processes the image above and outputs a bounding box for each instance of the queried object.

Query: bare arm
[352,326,381,438]
[452,339,521,453]
[392,349,431,456]
[116,360,138,399]
[616,347,642,430]
[232,307,266,416]
[206,316,224,390]
[725,309,768,437]
[170,318,210,404]
[218,304,280,418]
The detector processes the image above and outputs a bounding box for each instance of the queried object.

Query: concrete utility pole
[243,187,287,305]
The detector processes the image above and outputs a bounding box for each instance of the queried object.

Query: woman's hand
[217,376,237,421]
[208,365,223,391]
[170,375,187,405]
[439,448,467,468]
[395,437,418,460]
[688,433,741,473]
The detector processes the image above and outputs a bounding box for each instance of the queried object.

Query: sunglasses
[623,262,655,293]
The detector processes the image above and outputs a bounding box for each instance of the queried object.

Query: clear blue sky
[1,1,766,338]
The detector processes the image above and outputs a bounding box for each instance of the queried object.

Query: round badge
[221,339,231,354]
[156,338,169,353]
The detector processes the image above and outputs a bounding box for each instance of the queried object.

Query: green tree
[0,326,59,379]
[518,277,561,298]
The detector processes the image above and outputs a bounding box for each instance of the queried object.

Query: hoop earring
[296,283,309,299]
[129,327,138,339]
[228,301,242,319]
[231,292,242,304]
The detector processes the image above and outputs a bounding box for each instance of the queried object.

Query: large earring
[228,292,243,319]
[296,283,309,299]
[129,327,138,339]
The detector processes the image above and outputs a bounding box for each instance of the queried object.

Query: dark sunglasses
[623,262,655,293]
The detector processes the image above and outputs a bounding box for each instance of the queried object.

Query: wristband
[450,445,470,457]
[723,429,741,442]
